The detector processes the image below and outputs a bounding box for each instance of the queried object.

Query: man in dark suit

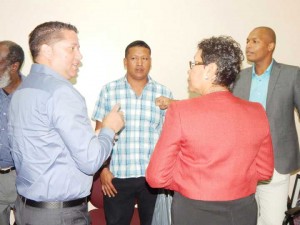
[233,26,300,225]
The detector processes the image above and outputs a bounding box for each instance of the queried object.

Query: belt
[0,167,15,174]
[20,195,87,208]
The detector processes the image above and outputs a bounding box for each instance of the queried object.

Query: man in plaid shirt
[92,40,173,225]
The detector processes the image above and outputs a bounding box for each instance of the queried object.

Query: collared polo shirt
[249,60,274,109]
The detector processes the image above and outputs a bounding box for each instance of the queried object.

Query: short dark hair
[29,21,78,61]
[0,40,24,71]
[125,40,151,57]
[198,36,244,88]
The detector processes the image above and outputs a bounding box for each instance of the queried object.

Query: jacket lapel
[240,69,252,100]
[266,61,280,112]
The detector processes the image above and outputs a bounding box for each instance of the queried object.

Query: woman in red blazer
[146,36,274,225]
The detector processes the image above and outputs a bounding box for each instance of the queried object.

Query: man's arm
[155,96,177,110]
[95,120,102,132]
[95,120,118,197]
[293,67,300,115]
[52,88,124,175]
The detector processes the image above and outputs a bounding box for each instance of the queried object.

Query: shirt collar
[252,59,274,78]
[123,74,153,85]
[30,63,71,85]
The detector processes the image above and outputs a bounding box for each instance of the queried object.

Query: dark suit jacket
[233,60,300,174]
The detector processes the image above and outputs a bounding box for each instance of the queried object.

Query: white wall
[2,0,300,222]
[2,0,300,112]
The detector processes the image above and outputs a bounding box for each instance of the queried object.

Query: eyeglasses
[189,61,205,69]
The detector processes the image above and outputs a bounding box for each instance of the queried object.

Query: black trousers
[171,192,257,225]
[104,177,158,225]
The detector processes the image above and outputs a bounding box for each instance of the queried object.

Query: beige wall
[2,0,300,108]
[2,0,300,222]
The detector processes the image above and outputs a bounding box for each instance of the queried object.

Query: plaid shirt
[92,75,173,178]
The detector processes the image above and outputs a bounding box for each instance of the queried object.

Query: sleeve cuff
[99,127,115,140]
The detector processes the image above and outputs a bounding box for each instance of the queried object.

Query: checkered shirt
[92,75,173,178]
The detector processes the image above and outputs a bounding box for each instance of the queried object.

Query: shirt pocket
[141,104,162,132]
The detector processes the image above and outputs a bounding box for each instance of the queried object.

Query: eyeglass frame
[189,61,205,69]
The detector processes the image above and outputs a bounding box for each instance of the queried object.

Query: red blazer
[146,91,274,201]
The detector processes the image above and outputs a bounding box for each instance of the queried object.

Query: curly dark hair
[198,36,244,88]
[29,21,78,62]
[0,41,24,71]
